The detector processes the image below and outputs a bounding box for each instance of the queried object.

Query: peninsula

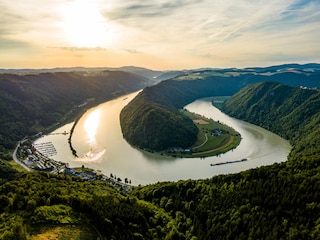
[164,110,241,158]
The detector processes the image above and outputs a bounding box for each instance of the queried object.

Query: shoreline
[10,91,140,181]
[13,135,134,189]
[68,117,80,158]
[161,110,241,158]
[22,95,291,185]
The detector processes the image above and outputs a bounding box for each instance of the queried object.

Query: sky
[1,0,319,70]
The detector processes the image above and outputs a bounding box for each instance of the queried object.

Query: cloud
[280,0,320,24]
[104,0,202,20]
[49,46,107,52]
[0,4,27,35]
[123,49,141,54]
[288,0,316,10]
[0,37,34,51]
[0,0,64,51]
[0,0,319,69]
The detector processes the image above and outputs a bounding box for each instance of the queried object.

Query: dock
[33,142,57,157]
[47,131,69,136]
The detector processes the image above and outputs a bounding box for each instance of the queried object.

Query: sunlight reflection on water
[82,109,106,162]
[84,109,101,146]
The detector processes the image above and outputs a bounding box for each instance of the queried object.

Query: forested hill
[222,81,320,164]
[120,67,320,151]
[1,67,320,239]
[0,71,147,158]
[129,81,320,239]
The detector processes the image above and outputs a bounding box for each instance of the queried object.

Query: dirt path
[192,133,208,149]
[192,136,234,155]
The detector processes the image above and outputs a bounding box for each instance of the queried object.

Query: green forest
[0,66,320,239]
[120,69,319,152]
[222,81,320,164]
[0,71,147,159]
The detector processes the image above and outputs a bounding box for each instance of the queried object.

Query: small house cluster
[18,139,66,172]
[16,138,132,190]
[212,128,223,136]
[168,147,192,153]
[64,167,132,190]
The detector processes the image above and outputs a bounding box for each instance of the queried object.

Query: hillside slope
[120,68,320,151]
[130,82,320,239]
[0,172,179,239]
[223,81,320,163]
[0,71,147,157]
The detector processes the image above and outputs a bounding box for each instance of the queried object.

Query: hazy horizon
[1,0,319,70]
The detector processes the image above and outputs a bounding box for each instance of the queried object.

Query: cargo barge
[210,158,247,166]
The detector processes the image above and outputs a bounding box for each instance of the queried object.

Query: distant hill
[0,70,147,158]
[153,70,186,82]
[120,64,320,151]
[0,66,164,84]
[244,63,320,73]
[118,66,163,81]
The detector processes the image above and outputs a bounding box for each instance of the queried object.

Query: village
[14,138,133,190]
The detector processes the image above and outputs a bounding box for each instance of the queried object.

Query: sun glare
[60,0,111,48]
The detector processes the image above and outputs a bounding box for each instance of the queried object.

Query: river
[34,91,291,185]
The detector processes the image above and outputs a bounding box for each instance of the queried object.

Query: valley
[2,0,320,237]
[0,64,319,239]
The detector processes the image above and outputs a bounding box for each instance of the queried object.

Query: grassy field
[166,109,241,158]
[29,224,99,240]
[8,158,28,172]
[28,204,101,240]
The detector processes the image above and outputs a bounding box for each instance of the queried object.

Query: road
[12,142,31,172]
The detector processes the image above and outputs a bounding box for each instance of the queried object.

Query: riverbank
[13,136,133,190]
[11,92,142,186]
[10,99,97,172]
[68,117,80,158]
[32,95,291,185]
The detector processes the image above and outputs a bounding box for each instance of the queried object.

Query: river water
[34,92,291,185]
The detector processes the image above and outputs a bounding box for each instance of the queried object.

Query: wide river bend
[35,91,291,185]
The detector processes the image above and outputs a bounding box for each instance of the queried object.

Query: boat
[210,158,247,166]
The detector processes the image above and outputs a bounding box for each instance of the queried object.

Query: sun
[60,0,111,48]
